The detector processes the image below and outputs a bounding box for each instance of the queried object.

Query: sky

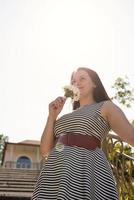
[0,0,134,142]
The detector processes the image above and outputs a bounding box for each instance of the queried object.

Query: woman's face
[71,69,96,99]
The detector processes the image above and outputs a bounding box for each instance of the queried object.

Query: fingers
[50,97,66,109]
[55,97,66,108]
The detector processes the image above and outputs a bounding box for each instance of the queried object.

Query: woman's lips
[78,87,83,90]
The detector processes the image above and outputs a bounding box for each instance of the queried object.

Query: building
[2,140,41,170]
[0,140,42,199]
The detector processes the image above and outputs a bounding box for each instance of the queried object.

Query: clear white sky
[0,0,134,142]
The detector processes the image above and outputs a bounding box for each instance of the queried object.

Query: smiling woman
[31,67,134,200]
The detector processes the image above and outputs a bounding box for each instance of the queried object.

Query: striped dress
[32,101,118,200]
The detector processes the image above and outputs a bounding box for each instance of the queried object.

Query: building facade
[2,140,41,170]
[0,140,42,199]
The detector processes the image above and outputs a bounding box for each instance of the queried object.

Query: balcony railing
[4,161,41,170]
[102,133,134,200]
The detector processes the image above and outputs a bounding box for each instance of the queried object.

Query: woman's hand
[48,96,66,120]
[40,96,66,157]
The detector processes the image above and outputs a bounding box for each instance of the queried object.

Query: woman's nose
[74,81,80,87]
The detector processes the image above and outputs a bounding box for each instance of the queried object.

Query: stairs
[0,168,40,198]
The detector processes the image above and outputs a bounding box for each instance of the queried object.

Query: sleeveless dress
[32,101,118,200]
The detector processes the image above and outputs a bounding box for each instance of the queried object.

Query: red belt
[56,133,101,150]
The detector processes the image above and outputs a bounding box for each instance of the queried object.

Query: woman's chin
[79,95,84,101]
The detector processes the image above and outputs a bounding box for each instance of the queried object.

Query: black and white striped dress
[32,101,118,200]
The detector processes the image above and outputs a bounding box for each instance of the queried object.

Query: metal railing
[102,133,134,200]
[4,161,41,170]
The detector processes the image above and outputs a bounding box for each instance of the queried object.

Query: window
[16,156,31,169]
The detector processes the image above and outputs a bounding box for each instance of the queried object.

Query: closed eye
[71,80,76,84]
[80,77,85,80]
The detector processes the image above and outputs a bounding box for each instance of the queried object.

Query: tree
[0,134,8,165]
[105,76,134,200]
[112,76,134,107]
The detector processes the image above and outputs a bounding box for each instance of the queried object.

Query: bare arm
[40,97,66,157]
[40,116,56,158]
[103,101,134,146]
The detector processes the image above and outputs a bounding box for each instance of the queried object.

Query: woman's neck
[79,96,96,107]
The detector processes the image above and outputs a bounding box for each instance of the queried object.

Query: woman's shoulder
[101,100,122,115]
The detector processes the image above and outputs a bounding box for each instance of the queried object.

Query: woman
[32,67,134,200]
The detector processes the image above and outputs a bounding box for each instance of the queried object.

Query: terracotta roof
[18,140,40,145]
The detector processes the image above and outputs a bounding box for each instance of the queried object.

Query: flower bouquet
[63,85,80,102]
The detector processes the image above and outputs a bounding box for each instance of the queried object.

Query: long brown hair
[71,67,111,110]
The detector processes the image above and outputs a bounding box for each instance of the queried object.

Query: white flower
[63,85,80,101]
